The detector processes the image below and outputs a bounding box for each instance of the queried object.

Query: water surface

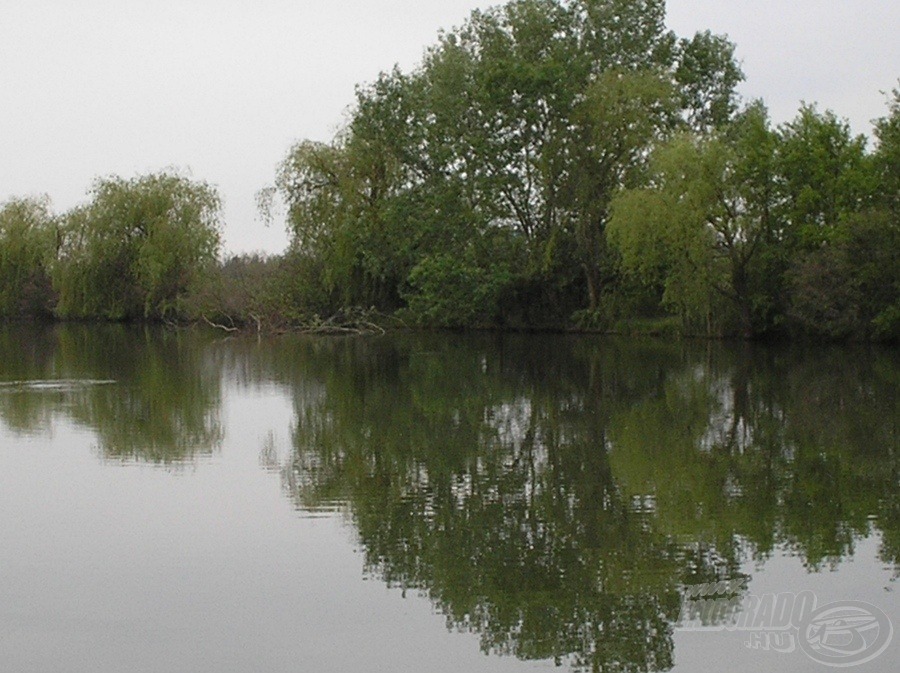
[1,326,897,672]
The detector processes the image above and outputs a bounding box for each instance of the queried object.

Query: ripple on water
[0,380,117,394]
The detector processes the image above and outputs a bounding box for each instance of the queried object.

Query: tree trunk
[584,263,600,312]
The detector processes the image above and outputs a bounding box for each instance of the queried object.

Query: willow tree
[271,133,415,311]
[608,104,778,336]
[55,173,222,320]
[0,195,56,318]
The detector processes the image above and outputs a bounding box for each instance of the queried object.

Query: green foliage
[0,196,56,319]
[569,68,680,310]
[775,105,874,249]
[786,245,860,339]
[862,89,900,339]
[54,173,221,320]
[777,97,899,340]
[264,25,891,339]
[609,104,778,336]
[1,0,893,340]
[182,253,285,328]
[674,30,744,132]
[786,209,900,340]
[267,0,744,326]
[404,249,512,328]
[260,0,895,339]
[873,87,900,213]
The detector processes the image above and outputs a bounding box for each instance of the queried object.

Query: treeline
[261,0,899,339]
[2,0,898,339]
[0,177,336,331]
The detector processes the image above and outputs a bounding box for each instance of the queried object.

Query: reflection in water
[1,329,896,671]
[238,335,898,672]
[0,325,222,463]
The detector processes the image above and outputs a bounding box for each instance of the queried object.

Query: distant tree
[54,173,221,320]
[0,195,56,318]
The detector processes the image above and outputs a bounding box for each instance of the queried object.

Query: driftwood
[293,322,385,336]
[290,313,386,335]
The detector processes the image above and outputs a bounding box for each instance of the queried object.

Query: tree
[873,86,900,214]
[405,1,741,313]
[0,195,56,318]
[567,69,679,312]
[862,87,900,339]
[608,104,777,336]
[674,30,744,133]
[785,244,860,339]
[775,105,874,249]
[779,98,898,339]
[54,172,221,320]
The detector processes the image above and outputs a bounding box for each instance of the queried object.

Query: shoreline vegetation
[2,0,897,342]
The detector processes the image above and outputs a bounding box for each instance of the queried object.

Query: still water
[0,326,897,672]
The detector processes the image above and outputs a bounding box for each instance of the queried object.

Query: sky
[1,1,898,255]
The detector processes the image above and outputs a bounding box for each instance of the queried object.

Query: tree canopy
[268,0,745,328]
[53,172,222,321]
[259,0,895,340]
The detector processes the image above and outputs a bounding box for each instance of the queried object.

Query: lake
[1,325,897,672]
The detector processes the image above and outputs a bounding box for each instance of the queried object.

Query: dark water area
[1,325,897,672]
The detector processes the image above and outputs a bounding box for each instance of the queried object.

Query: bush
[404,251,511,328]
[787,246,860,339]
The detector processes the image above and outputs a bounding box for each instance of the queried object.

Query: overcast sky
[1,1,897,255]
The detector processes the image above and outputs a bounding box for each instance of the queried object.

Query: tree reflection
[267,336,898,672]
[0,325,222,463]
[609,344,900,571]
[3,329,893,669]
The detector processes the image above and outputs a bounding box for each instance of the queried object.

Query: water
[0,325,897,672]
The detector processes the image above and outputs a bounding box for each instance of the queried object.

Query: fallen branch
[202,315,240,333]
[295,324,371,335]
[249,312,263,335]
